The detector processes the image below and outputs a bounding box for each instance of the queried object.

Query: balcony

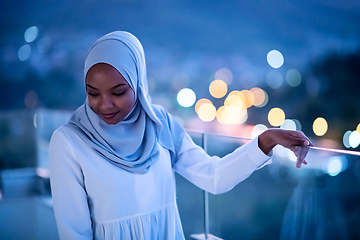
[0,110,359,239]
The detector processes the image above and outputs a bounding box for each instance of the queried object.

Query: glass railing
[176,131,360,240]
[1,117,359,239]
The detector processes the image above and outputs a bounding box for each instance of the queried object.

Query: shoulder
[151,104,171,122]
[50,125,82,149]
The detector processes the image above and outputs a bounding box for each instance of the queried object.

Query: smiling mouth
[101,112,119,120]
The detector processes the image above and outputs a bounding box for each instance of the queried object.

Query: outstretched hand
[258,128,313,168]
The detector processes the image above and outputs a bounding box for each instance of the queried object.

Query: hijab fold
[66,31,185,174]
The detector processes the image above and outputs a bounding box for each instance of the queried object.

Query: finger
[296,157,302,168]
[289,131,312,147]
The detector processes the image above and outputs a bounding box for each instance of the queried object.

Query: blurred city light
[280,119,297,130]
[216,106,226,124]
[325,156,347,177]
[343,130,352,148]
[292,119,302,131]
[24,91,38,109]
[198,103,216,122]
[357,123,360,134]
[250,87,267,107]
[349,130,360,148]
[239,90,255,108]
[37,36,52,53]
[177,88,196,108]
[268,107,285,127]
[18,44,31,61]
[195,98,212,114]
[219,106,247,124]
[313,117,328,136]
[224,94,243,108]
[286,69,302,87]
[266,71,283,89]
[267,50,284,69]
[33,113,43,128]
[215,68,233,85]
[209,80,227,98]
[24,26,39,43]
[252,124,268,138]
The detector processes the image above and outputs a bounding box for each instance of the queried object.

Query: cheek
[87,97,99,112]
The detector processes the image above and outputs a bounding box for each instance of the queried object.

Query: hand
[258,128,313,168]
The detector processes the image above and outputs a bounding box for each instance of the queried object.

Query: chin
[103,118,122,125]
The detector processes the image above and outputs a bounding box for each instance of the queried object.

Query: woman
[49,31,311,240]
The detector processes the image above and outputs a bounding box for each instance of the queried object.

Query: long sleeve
[173,133,272,195]
[49,128,93,240]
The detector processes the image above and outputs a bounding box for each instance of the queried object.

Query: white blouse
[49,125,271,240]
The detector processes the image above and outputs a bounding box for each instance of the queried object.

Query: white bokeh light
[177,88,196,108]
[24,26,39,43]
[18,44,31,61]
[349,130,360,148]
[343,130,352,148]
[280,119,297,130]
[267,50,284,69]
[326,157,343,177]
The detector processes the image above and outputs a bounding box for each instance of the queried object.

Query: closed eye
[114,91,126,96]
[87,92,99,97]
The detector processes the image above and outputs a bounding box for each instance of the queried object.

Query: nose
[100,95,114,111]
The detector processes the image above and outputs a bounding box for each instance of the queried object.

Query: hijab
[66,31,185,174]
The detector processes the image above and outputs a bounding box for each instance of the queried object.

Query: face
[85,63,135,125]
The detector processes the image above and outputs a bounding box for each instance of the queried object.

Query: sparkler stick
[306,146,360,156]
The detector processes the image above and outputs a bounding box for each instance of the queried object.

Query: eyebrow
[86,83,126,90]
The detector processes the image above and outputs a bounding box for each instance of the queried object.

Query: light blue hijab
[66,31,185,174]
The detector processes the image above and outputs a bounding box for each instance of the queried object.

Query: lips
[101,111,119,120]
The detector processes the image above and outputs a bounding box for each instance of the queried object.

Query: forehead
[86,63,129,87]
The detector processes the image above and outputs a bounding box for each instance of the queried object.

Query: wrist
[258,129,277,155]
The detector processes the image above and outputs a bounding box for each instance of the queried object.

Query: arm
[173,133,271,195]
[49,128,93,240]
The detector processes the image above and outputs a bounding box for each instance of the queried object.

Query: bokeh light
[198,103,216,122]
[286,69,302,87]
[18,44,31,61]
[37,36,52,53]
[313,117,328,136]
[266,71,283,89]
[343,130,352,148]
[24,26,39,43]
[292,119,302,131]
[216,106,226,124]
[237,90,255,108]
[357,123,360,134]
[218,105,247,124]
[252,124,268,138]
[215,68,233,85]
[280,119,297,130]
[24,91,38,109]
[224,95,244,108]
[209,80,228,98]
[349,130,360,148]
[268,107,285,127]
[250,87,266,107]
[195,98,212,114]
[326,157,343,177]
[177,88,196,108]
[267,50,284,69]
